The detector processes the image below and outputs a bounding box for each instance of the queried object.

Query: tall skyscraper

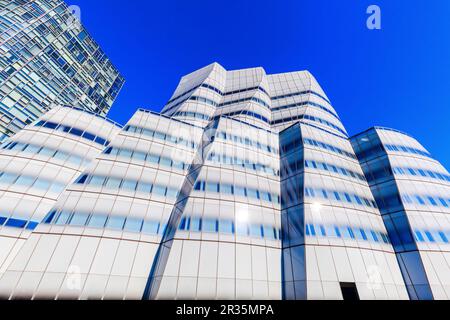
[3,63,448,300]
[0,0,124,142]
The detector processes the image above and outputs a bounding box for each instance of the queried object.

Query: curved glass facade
[0,105,121,283]
[0,63,447,300]
[351,127,450,300]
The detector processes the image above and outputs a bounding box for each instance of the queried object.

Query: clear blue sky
[71,0,450,168]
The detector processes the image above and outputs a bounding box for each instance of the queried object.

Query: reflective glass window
[88,215,107,228]
[124,218,143,232]
[106,216,125,230]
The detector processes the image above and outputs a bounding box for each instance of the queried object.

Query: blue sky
[72,0,450,168]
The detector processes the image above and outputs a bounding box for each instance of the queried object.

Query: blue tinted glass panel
[88,215,107,228]
[137,182,152,193]
[202,219,217,233]
[43,211,57,224]
[26,221,39,230]
[0,173,17,184]
[206,182,218,192]
[439,232,448,243]
[33,179,51,190]
[106,216,125,230]
[178,217,187,230]
[90,176,106,186]
[190,217,201,232]
[70,213,89,226]
[166,188,178,198]
[235,186,246,197]
[221,184,233,194]
[153,185,167,196]
[263,226,276,240]
[219,220,234,234]
[250,225,262,238]
[104,177,121,189]
[6,218,27,228]
[236,223,248,236]
[15,175,36,186]
[55,211,72,225]
[124,218,143,233]
[142,221,159,235]
[122,180,137,191]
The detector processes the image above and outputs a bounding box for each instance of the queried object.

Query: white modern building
[352,128,450,300]
[0,105,121,278]
[0,63,448,300]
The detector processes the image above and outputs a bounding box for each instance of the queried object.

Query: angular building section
[145,117,282,300]
[0,0,124,141]
[0,63,447,300]
[0,105,121,278]
[162,63,225,128]
[351,128,450,300]
[280,123,407,300]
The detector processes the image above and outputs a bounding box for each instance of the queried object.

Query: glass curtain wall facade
[0,109,204,299]
[0,63,447,300]
[145,116,282,300]
[0,0,124,141]
[0,105,121,281]
[280,123,407,300]
[351,128,450,300]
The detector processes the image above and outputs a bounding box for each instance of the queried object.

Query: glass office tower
[0,0,124,141]
[0,63,427,300]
